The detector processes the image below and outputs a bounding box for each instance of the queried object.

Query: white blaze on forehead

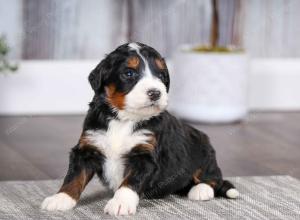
[128,42,152,77]
[128,42,140,51]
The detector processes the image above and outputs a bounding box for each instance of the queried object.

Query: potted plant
[0,36,18,73]
[169,0,248,123]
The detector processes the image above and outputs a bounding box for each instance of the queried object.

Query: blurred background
[3,0,300,59]
[0,0,300,181]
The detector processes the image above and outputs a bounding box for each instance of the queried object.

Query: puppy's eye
[158,72,165,80]
[123,70,136,79]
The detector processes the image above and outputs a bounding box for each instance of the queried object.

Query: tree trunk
[210,0,219,48]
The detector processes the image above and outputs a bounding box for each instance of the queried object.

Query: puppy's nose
[147,89,161,101]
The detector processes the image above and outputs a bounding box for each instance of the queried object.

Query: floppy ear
[162,58,170,92]
[88,57,110,92]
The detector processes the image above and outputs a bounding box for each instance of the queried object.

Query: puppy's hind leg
[188,164,239,201]
[187,168,215,201]
[202,159,239,199]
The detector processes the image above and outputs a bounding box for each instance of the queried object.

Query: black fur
[60,42,236,202]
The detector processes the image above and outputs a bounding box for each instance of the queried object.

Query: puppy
[41,42,239,215]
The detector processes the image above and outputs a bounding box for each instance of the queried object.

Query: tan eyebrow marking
[155,58,166,70]
[127,56,140,69]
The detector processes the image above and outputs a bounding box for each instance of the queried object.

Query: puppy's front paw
[188,183,214,201]
[104,187,139,216]
[41,192,76,211]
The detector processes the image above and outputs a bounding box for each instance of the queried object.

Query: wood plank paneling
[22,0,126,59]
[2,0,300,59]
[129,0,212,57]
[0,0,23,59]
[243,0,300,57]
[130,0,300,57]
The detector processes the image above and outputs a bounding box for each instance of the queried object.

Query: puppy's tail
[216,180,239,199]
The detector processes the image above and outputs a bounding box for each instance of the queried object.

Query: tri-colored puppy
[41,42,239,216]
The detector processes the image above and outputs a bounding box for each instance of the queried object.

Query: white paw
[41,192,76,211]
[104,187,139,216]
[226,188,239,199]
[188,183,214,201]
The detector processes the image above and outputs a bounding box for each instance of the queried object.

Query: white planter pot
[169,48,249,123]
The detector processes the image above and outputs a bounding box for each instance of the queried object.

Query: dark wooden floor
[0,112,300,181]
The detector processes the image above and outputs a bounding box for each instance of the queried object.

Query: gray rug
[0,176,300,220]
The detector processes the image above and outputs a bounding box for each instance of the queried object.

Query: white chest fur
[85,120,151,191]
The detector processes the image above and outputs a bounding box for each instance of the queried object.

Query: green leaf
[0,35,18,73]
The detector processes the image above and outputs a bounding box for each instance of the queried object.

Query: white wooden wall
[21,0,127,59]
[243,0,300,57]
[0,0,23,59]
[129,0,243,57]
[1,0,300,59]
